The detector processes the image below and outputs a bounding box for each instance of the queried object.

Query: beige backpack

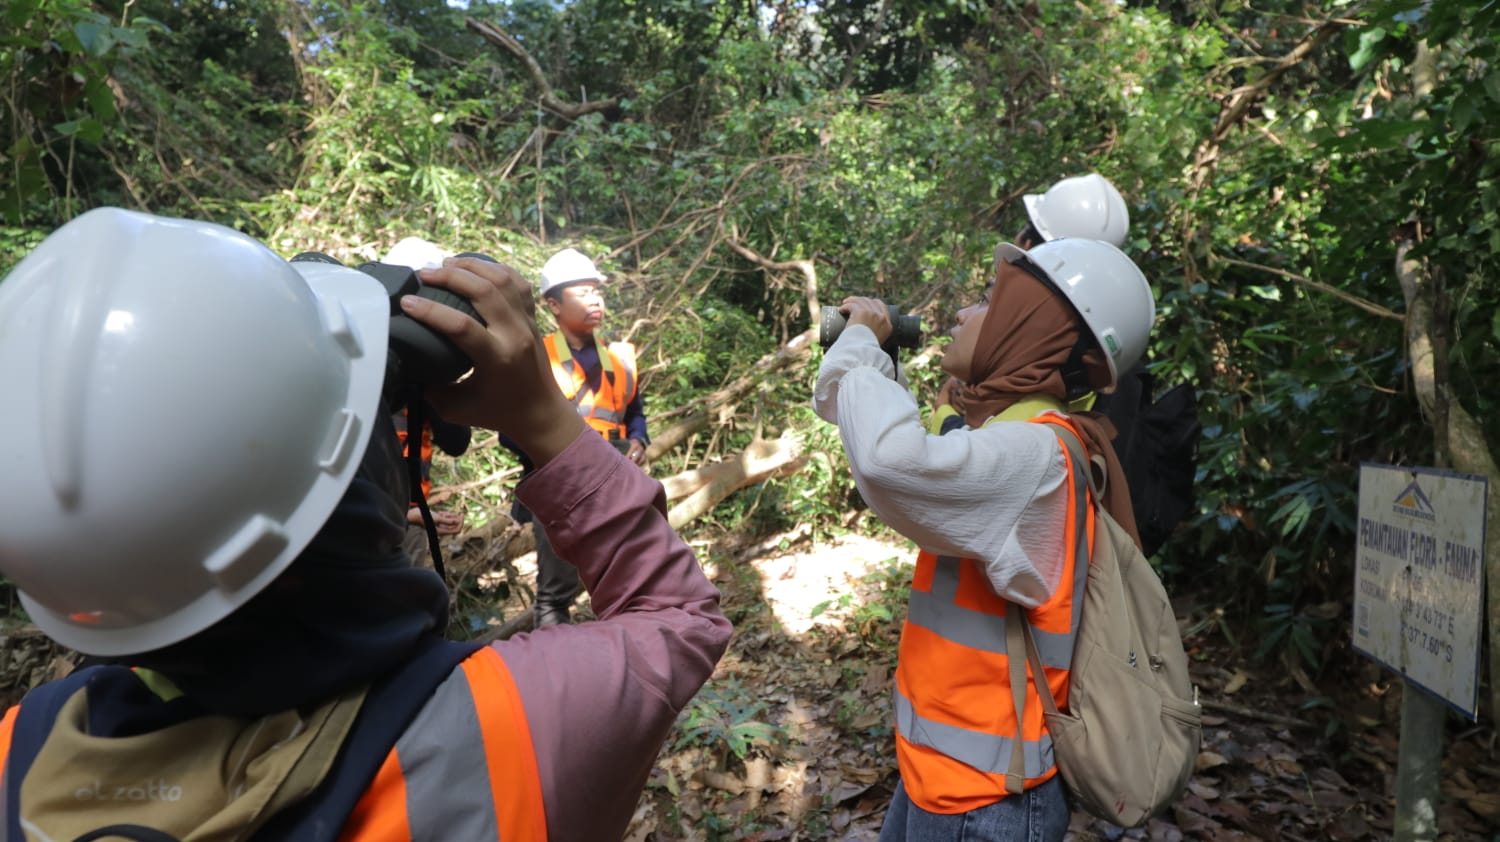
[1005,425,1201,828]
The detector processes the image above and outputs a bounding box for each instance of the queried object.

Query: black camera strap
[403,392,448,583]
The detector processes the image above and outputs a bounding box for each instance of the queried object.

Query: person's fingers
[428,257,537,323]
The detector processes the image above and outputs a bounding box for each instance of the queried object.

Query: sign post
[1354,464,1486,840]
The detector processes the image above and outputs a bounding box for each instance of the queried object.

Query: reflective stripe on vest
[339,647,547,841]
[892,412,1093,813]
[0,705,17,822]
[544,333,638,439]
[893,686,1057,780]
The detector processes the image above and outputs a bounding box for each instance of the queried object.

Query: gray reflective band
[895,686,1054,778]
[906,557,1077,668]
[396,668,501,841]
[619,360,636,402]
[585,406,626,424]
[561,350,634,426]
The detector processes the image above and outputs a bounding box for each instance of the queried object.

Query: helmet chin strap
[402,389,447,583]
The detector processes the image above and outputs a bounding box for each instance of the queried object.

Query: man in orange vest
[508,247,650,627]
[0,209,730,841]
[815,238,1155,840]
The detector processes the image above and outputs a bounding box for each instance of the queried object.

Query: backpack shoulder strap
[1004,419,1096,788]
[3,665,118,838]
[252,637,484,842]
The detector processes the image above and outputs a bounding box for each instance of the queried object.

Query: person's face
[940,279,994,384]
[546,282,605,333]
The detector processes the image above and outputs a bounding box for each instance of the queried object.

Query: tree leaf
[1349,27,1387,72]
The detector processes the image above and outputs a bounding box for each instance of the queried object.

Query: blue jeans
[878,776,1070,842]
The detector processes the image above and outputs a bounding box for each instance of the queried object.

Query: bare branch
[1191,19,1346,189]
[1215,256,1403,321]
[723,222,821,317]
[465,18,618,119]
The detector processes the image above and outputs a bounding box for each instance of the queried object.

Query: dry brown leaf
[1329,811,1371,840]
[700,769,745,794]
[1222,669,1248,695]
[841,764,884,784]
[623,808,657,842]
[1186,780,1220,800]
[1196,750,1230,770]
[1272,755,1304,778]
[1444,784,1500,818]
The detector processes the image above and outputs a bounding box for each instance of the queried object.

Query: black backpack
[1093,365,1201,558]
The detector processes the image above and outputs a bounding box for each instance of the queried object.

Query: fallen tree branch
[645,410,709,462]
[463,436,809,642]
[667,434,808,529]
[465,18,618,120]
[651,331,816,425]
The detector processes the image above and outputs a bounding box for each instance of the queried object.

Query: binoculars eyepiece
[818,304,923,350]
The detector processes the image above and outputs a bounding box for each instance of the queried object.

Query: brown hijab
[952,259,1142,548]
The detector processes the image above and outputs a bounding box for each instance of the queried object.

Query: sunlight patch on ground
[750,534,911,636]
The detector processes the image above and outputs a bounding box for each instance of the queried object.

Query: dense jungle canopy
[2,0,1499,837]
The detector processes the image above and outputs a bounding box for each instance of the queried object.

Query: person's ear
[543,294,562,316]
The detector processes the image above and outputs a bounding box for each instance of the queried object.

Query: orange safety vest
[0,647,548,842]
[392,411,435,500]
[543,333,639,441]
[892,413,1093,815]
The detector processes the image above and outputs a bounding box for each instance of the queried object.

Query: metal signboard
[1354,464,1486,720]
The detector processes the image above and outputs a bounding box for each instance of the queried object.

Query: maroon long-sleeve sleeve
[492,429,732,841]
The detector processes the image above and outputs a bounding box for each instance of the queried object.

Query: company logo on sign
[1392,478,1437,522]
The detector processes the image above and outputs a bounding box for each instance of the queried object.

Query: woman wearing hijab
[813,238,1155,841]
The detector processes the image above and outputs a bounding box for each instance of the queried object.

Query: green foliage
[0,0,162,222]
[7,0,1499,675]
[673,677,786,761]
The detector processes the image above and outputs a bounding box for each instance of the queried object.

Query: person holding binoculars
[814,238,1155,841]
[0,208,730,842]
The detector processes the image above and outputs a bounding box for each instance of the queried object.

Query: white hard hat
[538,248,605,297]
[384,236,452,270]
[994,238,1154,392]
[0,208,390,656]
[1022,174,1130,248]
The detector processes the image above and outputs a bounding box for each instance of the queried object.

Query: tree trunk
[1396,237,1500,723]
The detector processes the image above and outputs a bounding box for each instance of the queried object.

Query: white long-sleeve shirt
[812,324,1073,608]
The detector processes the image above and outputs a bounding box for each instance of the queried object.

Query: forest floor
[595,531,1500,842]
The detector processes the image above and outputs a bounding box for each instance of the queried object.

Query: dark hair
[1017,223,1044,250]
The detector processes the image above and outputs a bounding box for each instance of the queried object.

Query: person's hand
[626,438,647,468]
[840,296,893,347]
[407,507,464,535]
[934,376,959,409]
[400,257,586,468]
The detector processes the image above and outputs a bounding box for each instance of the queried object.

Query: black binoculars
[290,251,494,407]
[818,304,923,351]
